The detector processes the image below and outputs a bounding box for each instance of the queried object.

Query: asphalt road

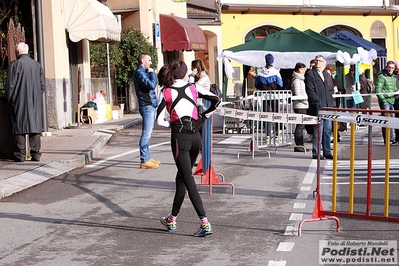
[1,123,399,266]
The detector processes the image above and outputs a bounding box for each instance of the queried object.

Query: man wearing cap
[254,54,283,139]
[254,54,283,90]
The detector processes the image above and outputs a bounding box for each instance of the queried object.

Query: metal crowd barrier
[215,91,317,159]
[298,107,399,236]
[251,90,294,156]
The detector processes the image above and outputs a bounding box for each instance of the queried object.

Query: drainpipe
[106,43,112,104]
[35,0,48,132]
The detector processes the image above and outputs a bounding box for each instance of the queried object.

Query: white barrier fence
[215,90,399,158]
[216,90,316,158]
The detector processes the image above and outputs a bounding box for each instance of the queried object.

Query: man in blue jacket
[133,53,160,169]
[254,54,283,90]
[305,55,334,160]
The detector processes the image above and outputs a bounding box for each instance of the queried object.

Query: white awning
[65,0,120,43]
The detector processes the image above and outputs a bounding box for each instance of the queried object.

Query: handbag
[338,122,347,132]
[210,84,222,99]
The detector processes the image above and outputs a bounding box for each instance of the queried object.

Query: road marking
[293,202,306,209]
[276,242,294,251]
[289,213,303,221]
[217,135,251,144]
[296,193,308,199]
[322,175,399,179]
[267,261,286,266]
[271,151,316,264]
[325,159,399,166]
[321,181,399,185]
[284,225,298,236]
[86,141,170,168]
[321,159,399,183]
[303,160,317,184]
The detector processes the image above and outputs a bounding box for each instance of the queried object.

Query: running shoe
[160,216,177,232]
[193,222,213,237]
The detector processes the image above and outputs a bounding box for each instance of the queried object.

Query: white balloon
[350,53,360,65]
[342,52,351,66]
[369,49,377,60]
[336,50,345,63]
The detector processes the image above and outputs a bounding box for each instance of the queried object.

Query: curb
[0,118,142,199]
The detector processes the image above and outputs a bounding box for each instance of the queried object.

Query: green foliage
[90,28,157,89]
[89,42,108,77]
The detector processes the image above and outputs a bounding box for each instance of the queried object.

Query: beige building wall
[42,0,74,129]
[109,0,195,70]
[109,0,222,78]
[201,26,222,86]
[42,0,107,129]
[107,1,140,29]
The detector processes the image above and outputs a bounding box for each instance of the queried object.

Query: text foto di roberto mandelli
[319,240,397,265]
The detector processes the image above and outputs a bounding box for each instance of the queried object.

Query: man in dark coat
[6,42,45,162]
[305,55,334,160]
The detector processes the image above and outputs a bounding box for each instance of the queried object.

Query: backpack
[286,76,298,91]
[284,79,294,91]
[366,79,375,93]
[210,83,223,99]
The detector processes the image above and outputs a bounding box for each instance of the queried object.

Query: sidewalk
[0,113,142,199]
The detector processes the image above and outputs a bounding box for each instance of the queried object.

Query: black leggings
[170,131,206,219]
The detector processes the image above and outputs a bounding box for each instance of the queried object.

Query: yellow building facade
[220,4,399,95]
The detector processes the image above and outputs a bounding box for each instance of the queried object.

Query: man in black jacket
[305,55,334,160]
[6,42,45,162]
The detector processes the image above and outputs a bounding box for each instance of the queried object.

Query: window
[244,25,283,42]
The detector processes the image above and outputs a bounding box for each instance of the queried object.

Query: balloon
[336,50,345,64]
[369,49,377,60]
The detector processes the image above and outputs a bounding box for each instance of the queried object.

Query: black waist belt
[171,116,200,134]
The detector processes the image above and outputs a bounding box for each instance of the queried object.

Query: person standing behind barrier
[325,67,346,108]
[254,54,283,90]
[254,54,283,137]
[291,62,309,152]
[188,59,211,112]
[394,61,399,143]
[156,60,220,237]
[345,71,356,108]
[304,59,317,141]
[325,67,344,143]
[358,72,371,110]
[133,53,161,169]
[6,42,45,162]
[305,55,334,160]
[375,60,397,145]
